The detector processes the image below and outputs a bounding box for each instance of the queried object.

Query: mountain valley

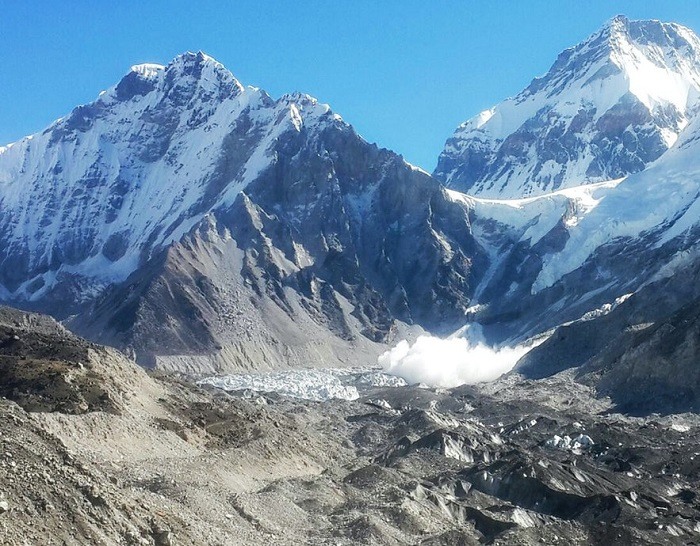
[2,306,700,545]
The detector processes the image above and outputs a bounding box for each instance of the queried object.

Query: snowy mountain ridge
[435,15,700,198]
[0,51,346,303]
[432,102,700,348]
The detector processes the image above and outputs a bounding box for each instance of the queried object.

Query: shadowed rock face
[237,123,487,330]
[514,256,700,414]
[592,300,700,413]
[68,119,488,371]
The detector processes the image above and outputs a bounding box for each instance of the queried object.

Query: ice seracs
[198,368,408,402]
[546,433,595,454]
[129,63,165,79]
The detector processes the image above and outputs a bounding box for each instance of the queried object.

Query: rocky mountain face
[0,52,487,371]
[515,255,700,413]
[461,103,700,414]
[427,18,700,352]
[435,16,700,198]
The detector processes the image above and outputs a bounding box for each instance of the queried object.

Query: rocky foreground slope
[2,307,700,545]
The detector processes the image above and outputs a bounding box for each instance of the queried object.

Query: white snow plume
[378,335,531,388]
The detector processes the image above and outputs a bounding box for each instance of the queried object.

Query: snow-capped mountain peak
[436,17,700,198]
[109,50,245,106]
[0,49,489,371]
[0,52,344,303]
[531,15,700,108]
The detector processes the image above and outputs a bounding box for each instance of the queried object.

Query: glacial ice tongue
[198,368,408,402]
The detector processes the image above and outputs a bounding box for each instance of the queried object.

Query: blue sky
[4,1,700,170]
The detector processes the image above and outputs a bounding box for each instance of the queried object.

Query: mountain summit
[0,52,485,370]
[435,16,700,198]
[0,51,332,301]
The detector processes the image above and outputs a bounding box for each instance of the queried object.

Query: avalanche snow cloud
[379,335,531,388]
